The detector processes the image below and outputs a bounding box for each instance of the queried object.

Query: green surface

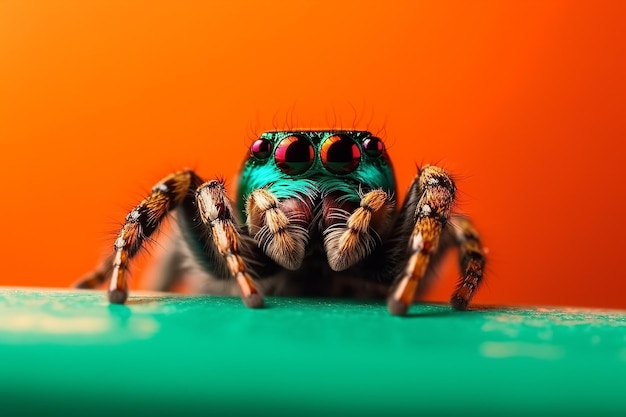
[1,288,625,417]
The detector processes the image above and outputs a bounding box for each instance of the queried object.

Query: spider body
[77,130,486,315]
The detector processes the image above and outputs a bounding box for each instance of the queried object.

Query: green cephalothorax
[236,130,396,217]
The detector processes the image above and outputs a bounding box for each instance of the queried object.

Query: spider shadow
[123,294,277,310]
[403,310,456,318]
[402,303,502,318]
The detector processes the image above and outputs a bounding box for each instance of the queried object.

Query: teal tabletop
[0,288,625,417]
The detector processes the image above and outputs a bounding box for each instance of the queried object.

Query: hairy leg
[387,165,456,316]
[194,180,263,308]
[410,214,487,306]
[447,214,486,310]
[76,170,200,303]
[77,170,264,307]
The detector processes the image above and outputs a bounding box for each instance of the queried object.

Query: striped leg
[76,171,198,297]
[196,181,263,308]
[78,170,263,307]
[323,190,395,271]
[106,170,201,303]
[448,215,486,310]
[387,166,456,316]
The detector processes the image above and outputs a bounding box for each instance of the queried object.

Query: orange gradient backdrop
[1,1,625,309]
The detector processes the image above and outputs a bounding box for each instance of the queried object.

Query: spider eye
[251,138,272,159]
[320,134,360,174]
[274,135,314,175]
[363,136,385,158]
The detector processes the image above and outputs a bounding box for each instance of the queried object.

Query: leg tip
[387,298,409,316]
[243,293,264,309]
[108,289,128,304]
[450,295,469,311]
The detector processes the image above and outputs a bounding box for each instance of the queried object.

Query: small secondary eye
[251,138,272,159]
[274,135,314,175]
[320,135,360,174]
[363,136,385,158]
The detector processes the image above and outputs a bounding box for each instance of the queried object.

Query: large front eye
[251,138,272,159]
[320,134,360,174]
[274,135,314,175]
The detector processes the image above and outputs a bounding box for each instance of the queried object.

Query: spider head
[237,130,396,215]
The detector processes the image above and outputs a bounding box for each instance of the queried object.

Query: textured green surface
[1,288,625,417]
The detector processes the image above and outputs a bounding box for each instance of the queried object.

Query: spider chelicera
[77,130,486,315]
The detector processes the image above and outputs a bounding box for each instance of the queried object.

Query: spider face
[237,131,395,217]
[77,129,486,316]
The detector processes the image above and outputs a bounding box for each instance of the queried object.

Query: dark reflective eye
[363,136,385,158]
[320,134,360,174]
[251,138,272,159]
[274,135,314,175]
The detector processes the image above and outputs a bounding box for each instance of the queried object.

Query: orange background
[1,1,624,309]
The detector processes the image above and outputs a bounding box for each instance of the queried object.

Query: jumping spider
[77,130,486,315]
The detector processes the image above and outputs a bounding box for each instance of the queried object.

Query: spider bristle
[372,117,388,142]
[246,116,262,145]
[287,101,299,132]
[348,101,359,131]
